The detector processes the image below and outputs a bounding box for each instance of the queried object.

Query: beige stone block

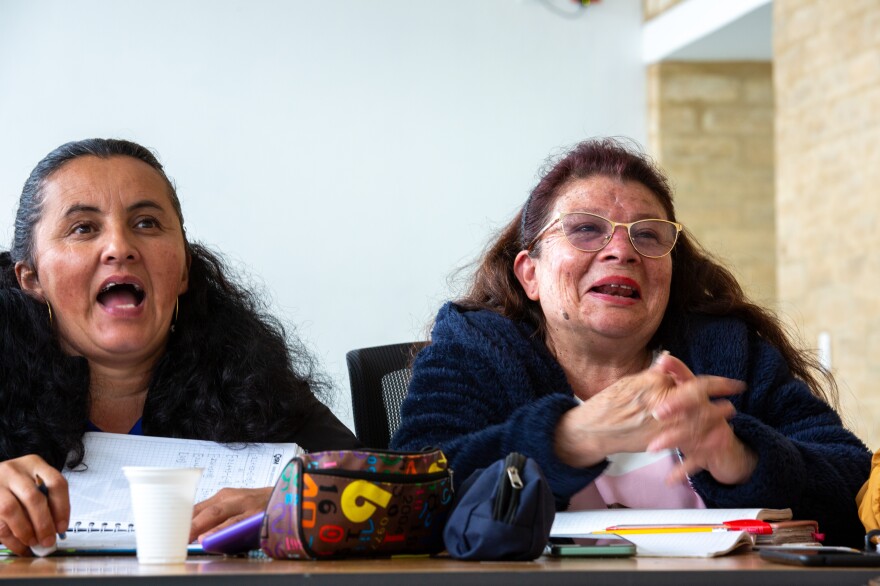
[702,106,774,135]
[662,136,740,162]
[743,136,775,166]
[661,73,740,103]
[774,0,819,46]
[744,76,774,104]
[846,49,880,90]
[659,105,698,133]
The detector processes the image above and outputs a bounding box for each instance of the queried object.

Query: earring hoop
[46,300,53,326]
[171,297,179,333]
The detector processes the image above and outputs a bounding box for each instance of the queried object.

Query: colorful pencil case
[260,449,453,559]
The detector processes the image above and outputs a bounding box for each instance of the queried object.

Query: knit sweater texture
[391,302,871,547]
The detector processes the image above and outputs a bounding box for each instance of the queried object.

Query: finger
[41,471,70,536]
[17,480,59,549]
[0,529,32,557]
[190,499,227,542]
[197,512,251,542]
[653,378,744,421]
[0,487,37,547]
[651,352,696,384]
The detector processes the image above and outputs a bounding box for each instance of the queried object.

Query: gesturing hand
[648,353,757,485]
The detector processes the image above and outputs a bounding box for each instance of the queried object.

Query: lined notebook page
[63,432,301,532]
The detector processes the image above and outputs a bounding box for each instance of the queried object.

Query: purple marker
[201,512,264,555]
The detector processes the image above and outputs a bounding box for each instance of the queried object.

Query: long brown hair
[456,138,837,406]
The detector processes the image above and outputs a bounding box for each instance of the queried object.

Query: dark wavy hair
[0,139,330,468]
[455,137,837,406]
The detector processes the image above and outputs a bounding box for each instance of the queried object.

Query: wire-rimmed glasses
[527,212,683,258]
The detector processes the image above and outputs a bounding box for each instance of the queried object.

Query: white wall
[0,0,645,429]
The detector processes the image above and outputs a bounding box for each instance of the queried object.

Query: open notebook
[552,508,793,557]
[52,432,301,552]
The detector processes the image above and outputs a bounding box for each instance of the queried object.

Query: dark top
[0,287,359,468]
[392,302,871,547]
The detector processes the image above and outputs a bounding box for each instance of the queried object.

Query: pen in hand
[30,474,60,557]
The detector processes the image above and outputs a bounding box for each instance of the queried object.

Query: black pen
[31,474,59,557]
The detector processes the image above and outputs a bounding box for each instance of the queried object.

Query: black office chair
[346,341,428,449]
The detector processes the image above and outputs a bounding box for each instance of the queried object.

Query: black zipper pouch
[443,452,555,560]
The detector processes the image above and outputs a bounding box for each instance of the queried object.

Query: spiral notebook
[54,432,301,552]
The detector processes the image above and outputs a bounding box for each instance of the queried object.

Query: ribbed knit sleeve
[391,303,604,506]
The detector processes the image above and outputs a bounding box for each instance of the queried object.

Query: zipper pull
[507,465,524,490]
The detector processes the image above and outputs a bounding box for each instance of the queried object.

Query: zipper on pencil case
[300,466,450,484]
[493,452,526,524]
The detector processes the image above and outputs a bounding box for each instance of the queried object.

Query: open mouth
[590,283,641,299]
[97,282,146,309]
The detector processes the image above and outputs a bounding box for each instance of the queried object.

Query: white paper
[58,432,301,550]
[551,508,792,558]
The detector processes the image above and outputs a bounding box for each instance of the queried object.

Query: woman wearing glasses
[392,138,870,546]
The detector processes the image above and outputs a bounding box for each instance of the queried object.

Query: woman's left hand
[647,354,758,486]
[190,487,272,542]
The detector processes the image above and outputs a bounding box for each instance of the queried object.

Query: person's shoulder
[434,301,525,338]
[682,313,749,339]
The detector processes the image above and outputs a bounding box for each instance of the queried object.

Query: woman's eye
[70,223,94,235]
[633,229,661,242]
[135,217,159,229]
[570,222,602,234]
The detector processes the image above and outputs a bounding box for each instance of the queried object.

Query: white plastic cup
[122,467,202,564]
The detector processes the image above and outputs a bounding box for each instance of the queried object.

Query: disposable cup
[122,467,202,564]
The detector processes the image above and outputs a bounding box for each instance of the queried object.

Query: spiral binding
[70,521,135,532]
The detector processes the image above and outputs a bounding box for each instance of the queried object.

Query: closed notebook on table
[755,520,822,546]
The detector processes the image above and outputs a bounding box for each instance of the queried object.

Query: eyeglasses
[527,212,683,258]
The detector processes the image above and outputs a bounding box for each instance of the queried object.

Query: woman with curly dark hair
[0,138,359,556]
[392,138,871,547]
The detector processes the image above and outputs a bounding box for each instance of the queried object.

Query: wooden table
[2,552,880,585]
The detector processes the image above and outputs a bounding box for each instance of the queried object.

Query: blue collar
[86,418,143,435]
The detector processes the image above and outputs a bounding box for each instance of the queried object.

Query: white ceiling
[666,2,772,61]
[643,0,773,63]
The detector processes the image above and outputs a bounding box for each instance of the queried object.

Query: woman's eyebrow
[126,199,166,213]
[62,203,100,217]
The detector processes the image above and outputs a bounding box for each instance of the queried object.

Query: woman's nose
[102,227,139,263]
[599,225,639,261]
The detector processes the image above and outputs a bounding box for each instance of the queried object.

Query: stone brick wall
[647,62,776,307]
[775,0,880,448]
[643,0,684,21]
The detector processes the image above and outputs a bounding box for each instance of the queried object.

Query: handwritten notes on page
[61,432,300,544]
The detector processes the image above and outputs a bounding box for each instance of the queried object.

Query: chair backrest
[346,342,428,449]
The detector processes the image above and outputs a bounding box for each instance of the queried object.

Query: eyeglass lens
[560,213,679,257]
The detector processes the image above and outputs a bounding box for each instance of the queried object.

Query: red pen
[722,519,773,535]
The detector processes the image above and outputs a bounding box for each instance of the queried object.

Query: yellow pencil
[594,527,727,535]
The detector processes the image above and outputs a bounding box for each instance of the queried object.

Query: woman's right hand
[554,360,677,467]
[554,356,745,468]
[0,455,69,556]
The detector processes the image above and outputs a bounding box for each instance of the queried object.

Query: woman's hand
[0,455,69,556]
[648,353,757,485]
[190,487,272,543]
[555,359,683,467]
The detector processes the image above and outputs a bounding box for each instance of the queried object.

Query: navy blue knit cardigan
[391,302,871,547]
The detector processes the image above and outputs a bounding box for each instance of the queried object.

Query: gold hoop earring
[171,297,179,333]
[46,300,53,326]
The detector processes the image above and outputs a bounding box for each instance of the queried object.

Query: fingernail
[41,535,56,548]
[652,350,671,365]
[58,532,67,540]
